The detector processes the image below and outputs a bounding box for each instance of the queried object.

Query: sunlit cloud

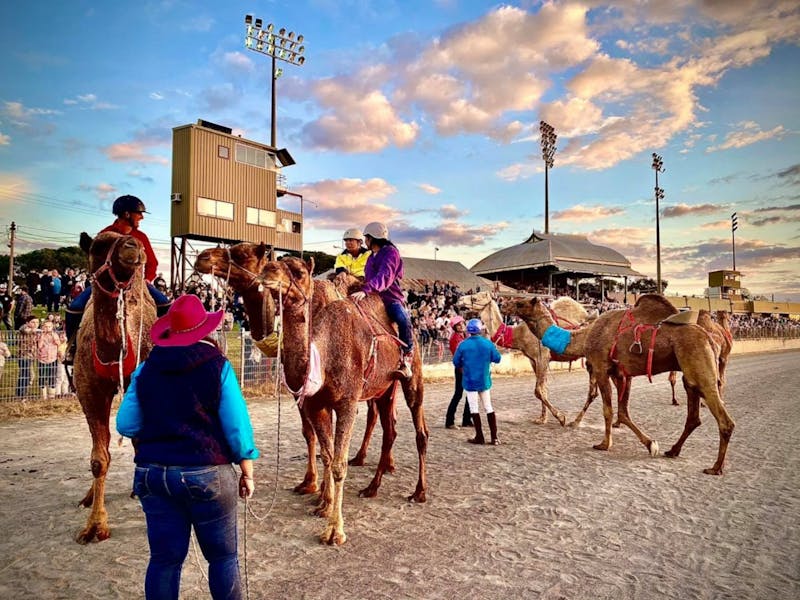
[706,121,787,152]
[552,204,625,222]
[662,203,722,218]
[77,182,117,201]
[103,142,169,165]
[418,183,441,195]
[0,132,10,145]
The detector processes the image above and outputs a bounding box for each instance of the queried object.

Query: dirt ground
[1,350,798,600]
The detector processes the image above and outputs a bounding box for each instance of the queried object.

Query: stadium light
[651,153,665,294]
[244,14,307,147]
[731,212,738,270]
[539,121,557,234]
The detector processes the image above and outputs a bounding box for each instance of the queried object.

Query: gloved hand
[350,291,366,302]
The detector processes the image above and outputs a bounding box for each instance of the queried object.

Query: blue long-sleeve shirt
[117,360,259,463]
[452,335,502,392]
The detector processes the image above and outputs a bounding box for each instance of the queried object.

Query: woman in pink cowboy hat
[117,294,259,600]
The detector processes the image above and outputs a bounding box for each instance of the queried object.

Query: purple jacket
[362,243,405,305]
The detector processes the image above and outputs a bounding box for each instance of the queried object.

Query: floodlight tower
[539,121,557,234]
[651,153,665,294]
[244,15,307,147]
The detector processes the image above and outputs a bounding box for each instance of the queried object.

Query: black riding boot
[487,412,500,445]
[468,413,485,444]
[63,310,83,365]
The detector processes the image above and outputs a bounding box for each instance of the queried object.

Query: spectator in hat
[445,315,472,429]
[116,294,259,600]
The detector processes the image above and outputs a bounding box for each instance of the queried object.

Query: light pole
[434,247,439,261]
[244,15,306,148]
[539,121,557,234]
[651,153,665,294]
[731,212,738,270]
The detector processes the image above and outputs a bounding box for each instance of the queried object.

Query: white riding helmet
[363,221,389,241]
[343,228,363,241]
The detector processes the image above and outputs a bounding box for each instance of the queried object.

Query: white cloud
[0,132,10,145]
[706,121,787,152]
[149,92,165,101]
[418,183,441,195]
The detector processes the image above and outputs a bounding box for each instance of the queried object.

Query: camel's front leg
[308,407,334,518]
[321,406,358,546]
[592,375,615,451]
[615,376,659,457]
[76,414,111,544]
[569,375,598,428]
[665,380,701,461]
[530,358,565,426]
[359,393,396,498]
[668,370,679,405]
[401,371,429,503]
[294,407,319,495]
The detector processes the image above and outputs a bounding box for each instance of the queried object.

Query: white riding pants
[466,390,494,414]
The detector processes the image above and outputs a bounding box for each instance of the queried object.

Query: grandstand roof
[471,231,644,278]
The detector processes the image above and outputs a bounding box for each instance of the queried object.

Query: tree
[629,277,668,294]
[0,246,87,285]
[282,250,337,275]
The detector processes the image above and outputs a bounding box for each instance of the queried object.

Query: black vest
[133,342,233,466]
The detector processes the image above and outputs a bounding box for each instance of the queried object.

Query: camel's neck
[91,275,144,354]
[481,301,504,336]
[240,289,273,341]
[563,325,589,355]
[279,301,311,389]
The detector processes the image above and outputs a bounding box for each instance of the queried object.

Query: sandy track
[1,350,798,599]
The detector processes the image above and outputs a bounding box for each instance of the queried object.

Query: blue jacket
[452,335,502,392]
[117,342,259,465]
[362,243,405,305]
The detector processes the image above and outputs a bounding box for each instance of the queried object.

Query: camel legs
[668,371,680,405]
[592,374,616,451]
[76,402,112,544]
[614,376,659,457]
[359,392,397,498]
[320,404,358,546]
[529,358,566,426]
[308,406,334,519]
[349,399,395,472]
[294,407,319,495]
[569,376,598,428]
[400,369,429,503]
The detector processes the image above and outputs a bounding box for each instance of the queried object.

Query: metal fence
[0,329,456,403]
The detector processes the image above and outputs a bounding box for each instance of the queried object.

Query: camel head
[458,290,493,311]
[501,297,555,338]
[194,242,269,292]
[260,255,315,308]
[82,231,146,281]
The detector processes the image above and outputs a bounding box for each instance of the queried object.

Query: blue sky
[1,1,799,300]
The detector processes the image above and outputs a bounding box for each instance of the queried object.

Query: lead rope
[243,286,285,600]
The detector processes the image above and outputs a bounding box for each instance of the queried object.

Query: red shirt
[101,219,158,282]
[449,331,467,357]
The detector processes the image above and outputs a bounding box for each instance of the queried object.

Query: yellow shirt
[333,249,370,277]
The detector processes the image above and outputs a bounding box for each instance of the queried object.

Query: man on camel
[64,195,172,364]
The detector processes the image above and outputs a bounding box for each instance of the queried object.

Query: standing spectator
[37,319,60,399]
[0,337,11,383]
[116,294,259,600]
[16,315,39,398]
[25,271,40,305]
[445,315,472,429]
[47,269,62,312]
[38,269,52,308]
[54,330,71,397]
[60,268,76,309]
[452,318,502,445]
[0,282,13,330]
[13,286,34,329]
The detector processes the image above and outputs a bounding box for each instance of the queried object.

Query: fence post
[239,329,246,383]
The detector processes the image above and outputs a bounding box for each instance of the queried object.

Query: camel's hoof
[387,462,396,474]
[320,527,346,546]
[612,422,621,429]
[664,446,679,458]
[408,490,426,503]
[648,440,660,457]
[348,455,366,467]
[76,523,109,544]
[567,419,583,429]
[671,401,680,406]
[312,502,331,518]
[532,417,547,425]
[703,466,724,476]
[293,482,318,495]
[467,437,485,445]
[555,413,566,427]
[593,442,610,451]
[358,486,378,498]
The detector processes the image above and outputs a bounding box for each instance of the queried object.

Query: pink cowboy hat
[151,294,224,347]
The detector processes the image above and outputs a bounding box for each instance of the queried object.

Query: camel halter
[89,236,138,298]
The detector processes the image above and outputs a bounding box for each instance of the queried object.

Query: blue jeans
[385,301,413,354]
[445,368,472,427]
[133,463,241,600]
[69,282,170,312]
[15,357,33,397]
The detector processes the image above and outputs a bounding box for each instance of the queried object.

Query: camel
[505,295,735,475]
[74,231,156,543]
[195,244,396,497]
[458,291,593,425]
[258,256,428,544]
[667,309,732,404]
[195,243,359,496]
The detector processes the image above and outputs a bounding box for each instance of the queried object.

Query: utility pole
[7,221,15,286]
[651,154,665,294]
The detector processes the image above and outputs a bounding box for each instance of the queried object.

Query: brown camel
[194,243,363,496]
[258,256,428,545]
[667,309,732,404]
[74,231,156,543]
[458,292,592,425]
[505,295,735,475]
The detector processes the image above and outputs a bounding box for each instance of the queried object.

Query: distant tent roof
[316,257,491,292]
[471,231,644,278]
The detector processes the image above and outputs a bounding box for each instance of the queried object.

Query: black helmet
[112,195,147,216]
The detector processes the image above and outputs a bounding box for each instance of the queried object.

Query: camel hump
[632,294,678,323]
[661,310,699,325]
[550,296,588,324]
